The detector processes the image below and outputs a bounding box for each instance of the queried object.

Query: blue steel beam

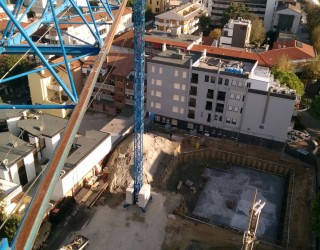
[99,0,114,20]
[85,0,102,42]
[2,0,24,39]
[11,1,128,248]
[133,0,145,202]
[0,3,77,102]
[1,45,99,55]
[48,0,78,101]
[2,2,72,45]
[0,53,93,84]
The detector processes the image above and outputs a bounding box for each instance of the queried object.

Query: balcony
[125,88,134,95]
[95,82,115,91]
[92,92,113,101]
[47,83,63,92]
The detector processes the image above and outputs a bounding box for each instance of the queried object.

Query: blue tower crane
[133,0,145,202]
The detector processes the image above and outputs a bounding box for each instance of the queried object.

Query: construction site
[43,126,314,250]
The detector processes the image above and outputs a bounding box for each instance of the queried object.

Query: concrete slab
[193,166,285,241]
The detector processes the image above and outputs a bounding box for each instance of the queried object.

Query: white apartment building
[205,0,301,32]
[146,48,296,149]
[154,2,208,34]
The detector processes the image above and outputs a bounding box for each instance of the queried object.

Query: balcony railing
[95,82,115,91]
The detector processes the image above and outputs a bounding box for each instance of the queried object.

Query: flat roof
[63,130,109,171]
[148,49,201,67]
[0,104,25,120]
[17,114,68,138]
[0,132,35,168]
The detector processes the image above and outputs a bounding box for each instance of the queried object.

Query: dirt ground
[71,129,314,250]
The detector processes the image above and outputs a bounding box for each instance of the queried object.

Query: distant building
[45,8,133,46]
[219,18,252,48]
[154,2,208,34]
[148,0,169,14]
[27,57,83,118]
[0,132,36,186]
[82,52,135,115]
[205,0,302,32]
[146,48,297,149]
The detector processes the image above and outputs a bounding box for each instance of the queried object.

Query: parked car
[49,196,76,224]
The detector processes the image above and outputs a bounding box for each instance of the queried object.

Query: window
[229,93,235,99]
[181,96,185,102]
[151,78,155,84]
[238,81,243,87]
[156,79,162,86]
[172,119,178,126]
[151,90,154,96]
[173,94,179,101]
[215,103,224,113]
[188,110,195,119]
[157,1,159,5]
[150,0,152,4]
[182,71,187,78]
[219,116,222,121]
[159,67,162,74]
[151,101,154,107]
[190,86,197,96]
[225,79,229,86]
[204,75,209,82]
[175,70,178,77]
[181,84,186,90]
[155,115,160,121]
[151,66,155,72]
[247,82,251,88]
[155,91,162,97]
[155,8,159,12]
[155,102,161,109]
[242,96,245,101]
[174,83,180,89]
[234,106,239,112]
[232,118,237,125]
[210,76,216,83]
[172,106,179,113]
[240,108,243,114]
[226,117,231,123]
[207,114,211,122]
[232,80,237,86]
[218,78,223,85]
[191,73,199,83]
[180,108,184,114]
[187,122,193,129]
[206,101,212,110]
[235,94,241,100]
[214,115,218,120]
[207,89,214,99]
[228,105,233,111]
[217,91,226,101]
[189,98,196,107]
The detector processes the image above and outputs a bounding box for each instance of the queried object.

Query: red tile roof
[83,52,134,77]
[190,44,269,66]
[191,41,315,67]
[112,29,134,48]
[201,36,214,46]
[0,20,29,31]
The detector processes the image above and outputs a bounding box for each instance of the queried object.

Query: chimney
[202,49,207,58]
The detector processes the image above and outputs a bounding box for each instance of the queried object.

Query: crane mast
[133,0,145,201]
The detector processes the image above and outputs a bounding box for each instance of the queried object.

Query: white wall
[10,164,19,185]
[24,152,36,182]
[7,117,21,137]
[0,169,10,182]
[240,91,295,142]
[42,133,61,159]
[51,136,113,201]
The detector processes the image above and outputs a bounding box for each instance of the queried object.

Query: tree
[305,3,320,33]
[27,10,35,19]
[273,54,295,72]
[312,25,320,54]
[301,56,320,82]
[272,69,305,95]
[209,28,221,40]
[309,92,320,118]
[199,15,212,35]
[220,3,249,26]
[145,5,155,22]
[250,18,266,47]
[126,0,134,7]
